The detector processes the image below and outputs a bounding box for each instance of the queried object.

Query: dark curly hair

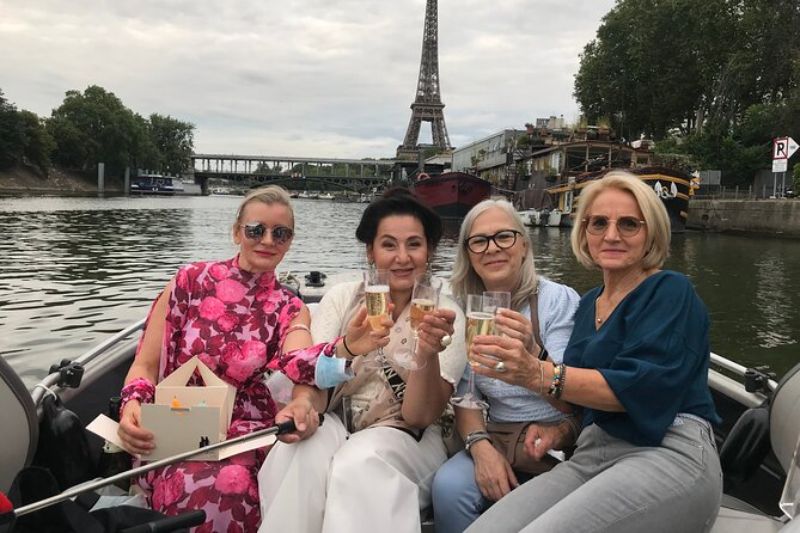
[355,187,443,250]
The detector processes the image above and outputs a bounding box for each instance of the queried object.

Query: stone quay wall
[688,199,800,237]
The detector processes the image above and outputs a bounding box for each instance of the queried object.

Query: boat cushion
[0,355,38,493]
[771,363,800,472]
[711,505,785,533]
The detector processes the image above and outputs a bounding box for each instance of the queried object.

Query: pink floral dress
[135,256,320,532]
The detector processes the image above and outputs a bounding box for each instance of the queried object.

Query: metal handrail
[710,352,779,392]
[72,318,146,366]
[30,318,146,404]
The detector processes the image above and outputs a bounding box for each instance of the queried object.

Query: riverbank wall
[0,165,124,196]
[688,199,800,237]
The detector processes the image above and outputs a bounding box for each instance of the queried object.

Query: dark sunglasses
[465,229,522,254]
[240,223,294,244]
[583,215,646,237]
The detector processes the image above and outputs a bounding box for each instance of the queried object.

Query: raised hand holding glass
[363,268,391,368]
[451,294,492,410]
[394,272,443,370]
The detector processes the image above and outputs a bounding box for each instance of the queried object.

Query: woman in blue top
[466,172,722,533]
[431,199,580,533]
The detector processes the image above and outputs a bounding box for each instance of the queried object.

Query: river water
[1,195,798,388]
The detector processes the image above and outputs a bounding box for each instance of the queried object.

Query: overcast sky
[1,0,616,159]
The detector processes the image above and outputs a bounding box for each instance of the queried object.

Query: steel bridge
[190,153,398,194]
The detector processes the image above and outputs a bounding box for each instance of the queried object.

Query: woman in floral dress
[116,186,381,532]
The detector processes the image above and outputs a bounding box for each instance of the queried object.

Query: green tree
[578,0,800,183]
[0,90,54,173]
[148,113,194,176]
[0,90,23,168]
[48,85,144,175]
[17,110,55,174]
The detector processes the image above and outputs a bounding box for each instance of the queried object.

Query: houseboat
[546,166,694,232]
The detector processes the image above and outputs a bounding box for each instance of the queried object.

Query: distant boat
[130,174,178,196]
[411,172,492,219]
[318,192,334,200]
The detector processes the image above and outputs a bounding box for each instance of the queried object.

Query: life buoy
[418,173,430,181]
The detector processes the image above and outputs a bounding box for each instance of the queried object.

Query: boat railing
[709,351,778,410]
[710,352,778,391]
[31,318,146,405]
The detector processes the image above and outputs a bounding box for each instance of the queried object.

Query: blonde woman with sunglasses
[116,185,381,532]
[466,172,722,533]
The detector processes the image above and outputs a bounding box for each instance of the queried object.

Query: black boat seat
[712,362,800,532]
[0,355,39,493]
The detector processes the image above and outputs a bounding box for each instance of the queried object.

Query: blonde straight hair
[450,199,538,311]
[232,185,295,235]
[570,170,671,270]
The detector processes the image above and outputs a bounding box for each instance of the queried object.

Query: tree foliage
[0,90,54,174]
[1,85,195,178]
[575,0,800,183]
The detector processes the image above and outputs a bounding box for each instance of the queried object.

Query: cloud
[0,0,615,158]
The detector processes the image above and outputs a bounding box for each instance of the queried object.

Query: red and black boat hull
[411,172,492,219]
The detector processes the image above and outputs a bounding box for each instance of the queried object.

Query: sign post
[772,137,798,197]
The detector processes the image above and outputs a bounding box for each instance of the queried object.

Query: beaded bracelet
[119,377,156,418]
[548,363,566,399]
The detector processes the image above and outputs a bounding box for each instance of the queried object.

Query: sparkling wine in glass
[395,272,442,370]
[364,269,391,367]
[451,294,492,410]
[483,291,511,337]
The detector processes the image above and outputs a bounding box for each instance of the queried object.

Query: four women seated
[118,175,723,532]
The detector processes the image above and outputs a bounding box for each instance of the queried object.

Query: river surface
[1,195,798,388]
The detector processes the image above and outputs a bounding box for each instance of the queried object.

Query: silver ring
[440,334,453,348]
[494,361,506,372]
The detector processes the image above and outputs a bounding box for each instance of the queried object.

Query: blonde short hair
[450,199,538,311]
[570,170,670,270]
[233,185,295,233]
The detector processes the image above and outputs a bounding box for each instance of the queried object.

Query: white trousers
[258,413,447,533]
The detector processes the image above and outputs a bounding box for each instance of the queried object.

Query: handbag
[486,421,559,475]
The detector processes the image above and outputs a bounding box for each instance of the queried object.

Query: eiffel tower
[396,0,452,162]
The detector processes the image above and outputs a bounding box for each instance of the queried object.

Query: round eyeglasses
[464,230,522,254]
[583,215,646,237]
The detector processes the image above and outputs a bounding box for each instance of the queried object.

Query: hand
[117,400,155,456]
[415,308,456,358]
[470,440,519,501]
[470,334,541,391]
[494,309,537,354]
[344,305,393,356]
[523,421,573,461]
[275,396,320,444]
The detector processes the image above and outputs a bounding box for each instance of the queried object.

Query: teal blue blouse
[564,270,720,446]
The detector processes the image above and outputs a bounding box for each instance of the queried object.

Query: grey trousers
[466,417,722,533]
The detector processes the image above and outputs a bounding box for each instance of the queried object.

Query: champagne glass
[394,272,443,370]
[451,294,493,410]
[483,291,511,337]
[364,268,391,367]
